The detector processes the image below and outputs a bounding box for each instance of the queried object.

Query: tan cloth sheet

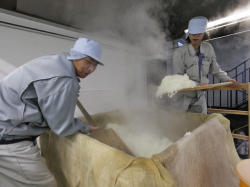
[40,110,240,187]
[160,114,240,187]
[40,130,176,187]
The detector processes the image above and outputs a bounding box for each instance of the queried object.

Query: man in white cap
[0,38,103,186]
[170,16,237,114]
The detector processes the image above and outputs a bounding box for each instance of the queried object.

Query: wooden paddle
[76,99,98,127]
[77,99,134,155]
[179,82,233,92]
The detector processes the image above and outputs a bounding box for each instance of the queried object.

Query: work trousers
[0,141,57,187]
[170,93,207,114]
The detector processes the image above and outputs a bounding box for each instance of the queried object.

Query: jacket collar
[188,42,205,56]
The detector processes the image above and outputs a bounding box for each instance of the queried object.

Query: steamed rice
[156,74,196,98]
[105,123,173,158]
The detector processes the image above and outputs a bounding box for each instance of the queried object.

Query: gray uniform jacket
[173,42,230,97]
[0,53,89,141]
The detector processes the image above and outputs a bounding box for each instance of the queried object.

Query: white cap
[186,16,208,39]
[67,38,104,66]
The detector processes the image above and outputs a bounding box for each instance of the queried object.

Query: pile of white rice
[105,123,173,158]
[156,74,196,98]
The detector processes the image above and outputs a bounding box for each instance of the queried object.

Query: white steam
[62,0,168,56]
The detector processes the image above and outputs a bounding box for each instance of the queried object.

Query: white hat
[186,16,208,39]
[67,38,104,66]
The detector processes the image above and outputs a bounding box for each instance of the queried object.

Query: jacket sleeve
[34,78,89,136]
[209,47,230,82]
[173,50,185,75]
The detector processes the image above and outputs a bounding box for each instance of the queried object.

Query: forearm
[47,117,89,136]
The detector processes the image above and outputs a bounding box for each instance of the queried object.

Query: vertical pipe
[207,75,208,106]
[213,76,214,107]
[230,90,232,108]
[207,90,208,106]
[236,69,238,107]
[243,73,246,102]
[248,82,250,156]
[220,81,221,108]
[227,90,229,108]
[244,70,247,104]
[236,69,237,80]
[244,62,246,76]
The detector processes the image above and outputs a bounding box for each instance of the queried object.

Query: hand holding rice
[156,74,196,98]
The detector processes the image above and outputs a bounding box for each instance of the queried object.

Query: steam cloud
[62,0,168,56]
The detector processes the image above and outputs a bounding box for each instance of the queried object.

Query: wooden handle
[210,83,247,91]
[77,99,97,127]
[232,134,249,141]
[207,108,248,115]
[179,82,233,92]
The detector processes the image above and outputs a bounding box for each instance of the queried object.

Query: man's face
[73,57,98,78]
[189,33,204,45]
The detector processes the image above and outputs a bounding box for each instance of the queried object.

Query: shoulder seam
[36,78,78,100]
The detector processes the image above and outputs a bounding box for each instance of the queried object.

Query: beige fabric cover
[40,129,176,187]
[40,110,240,187]
[161,114,240,187]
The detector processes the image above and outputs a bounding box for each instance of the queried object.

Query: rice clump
[156,74,196,98]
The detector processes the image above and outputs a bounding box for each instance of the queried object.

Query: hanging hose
[232,125,249,134]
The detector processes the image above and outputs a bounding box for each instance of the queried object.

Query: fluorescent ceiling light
[184,9,250,33]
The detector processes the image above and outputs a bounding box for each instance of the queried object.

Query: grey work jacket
[0,53,89,141]
[173,42,230,97]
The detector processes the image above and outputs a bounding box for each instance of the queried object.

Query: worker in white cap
[0,38,103,186]
[170,16,237,114]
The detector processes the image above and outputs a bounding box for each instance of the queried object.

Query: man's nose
[89,65,95,72]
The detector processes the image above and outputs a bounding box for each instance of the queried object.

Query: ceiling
[151,0,250,39]
[1,0,250,42]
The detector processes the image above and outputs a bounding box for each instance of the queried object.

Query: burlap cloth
[40,110,240,187]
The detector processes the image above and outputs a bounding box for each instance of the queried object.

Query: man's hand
[229,79,237,84]
[198,83,211,91]
[89,124,100,133]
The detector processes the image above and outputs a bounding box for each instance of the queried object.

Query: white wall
[0,9,147,116]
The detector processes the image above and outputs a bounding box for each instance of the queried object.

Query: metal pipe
[236,69,238,105]
[213,76,215,106]
[220,81,222,108]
